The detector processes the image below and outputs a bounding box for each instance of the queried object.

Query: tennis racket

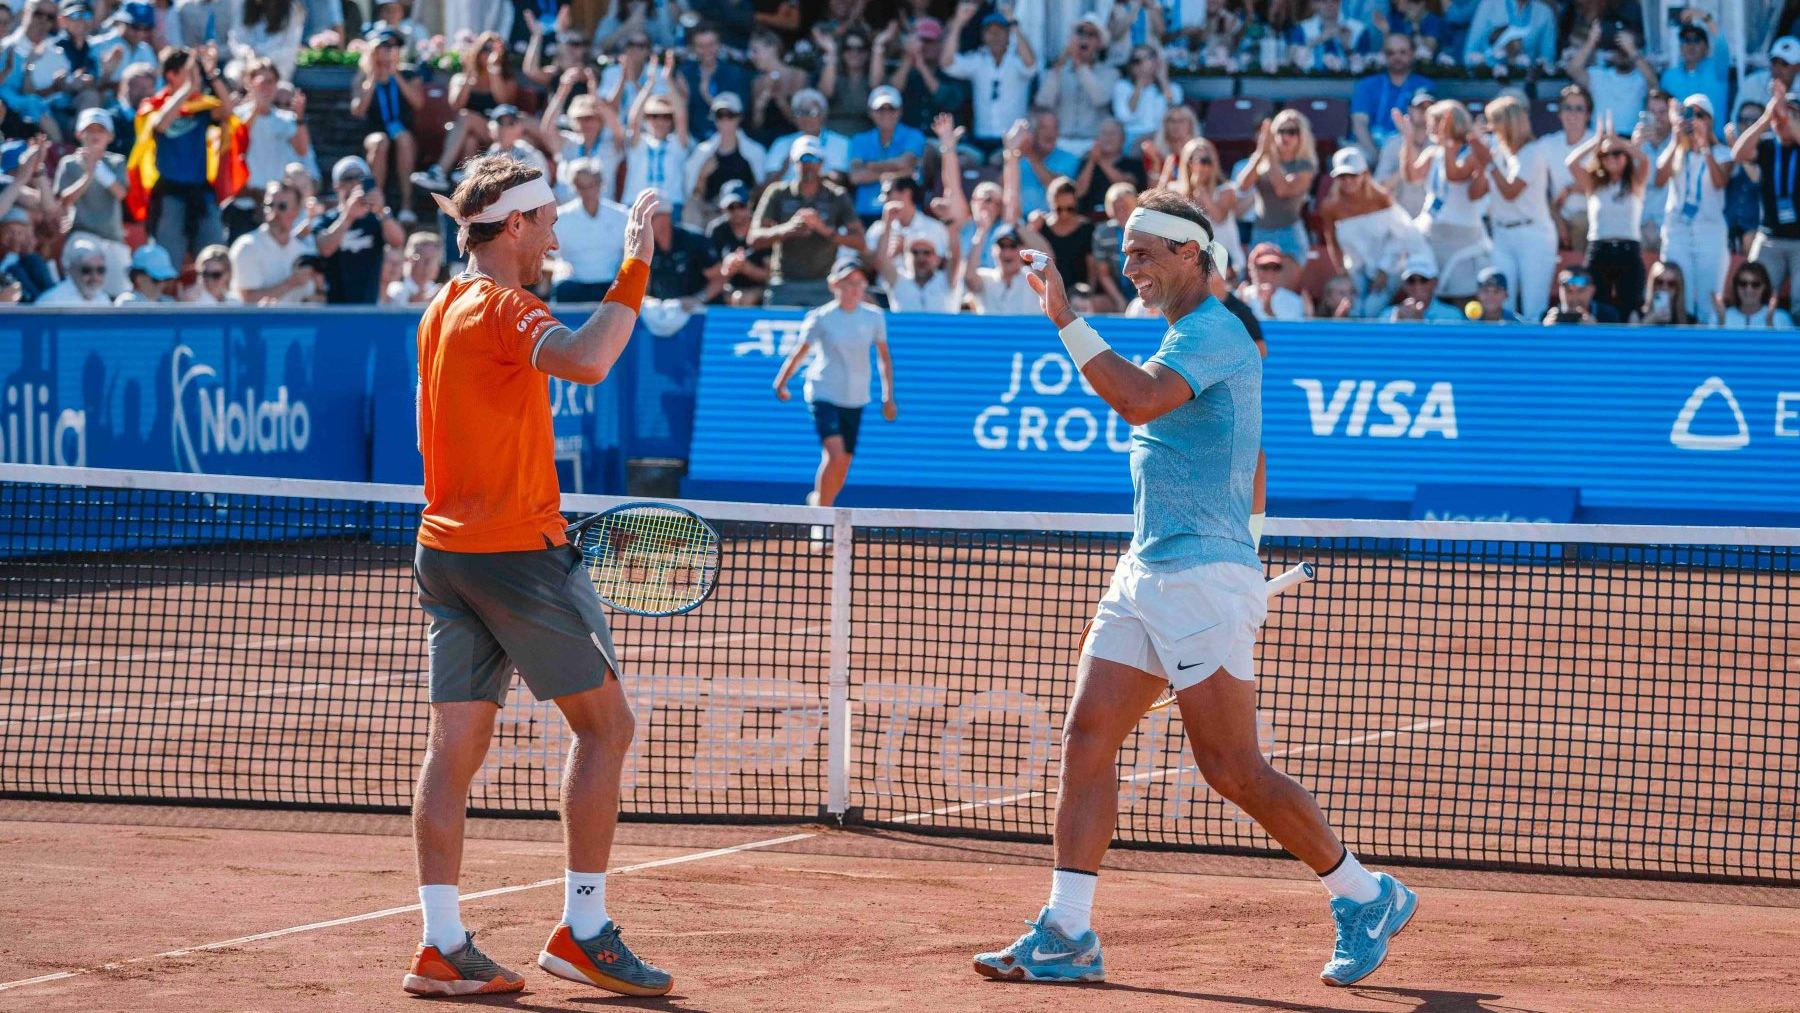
[1146,561,1315,713]
[566,502,721,617]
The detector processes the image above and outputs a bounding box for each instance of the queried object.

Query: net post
[824,506,854,822]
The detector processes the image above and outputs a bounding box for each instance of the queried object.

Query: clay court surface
[1,803,1797,1013]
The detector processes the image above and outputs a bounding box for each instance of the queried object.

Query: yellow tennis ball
[1464,300,1483,320]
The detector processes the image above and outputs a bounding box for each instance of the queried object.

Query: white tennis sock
[1318,850,1381,904]
[419,884,466,953]
[1045,868,1097,938]
[563,870,610,940]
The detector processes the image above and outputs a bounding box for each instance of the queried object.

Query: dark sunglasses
[494,116,519,125]
[1562,105,1590,114]
[75,265,105,276]
[1601,150,1627,158]
[1276,126,1299,136]
[625,38,650,48]
[1195,156,1214,165]
[908,247,935,256]
[1404,274,1432,283]
[1737,278,1766,288]
[647,112,673,120]
[265,200,292,211]
[712,110,739,120]
[30,11,54,21]
[1653,279,1679,290]
[1255,262,1283,271]
[202,269,228,280]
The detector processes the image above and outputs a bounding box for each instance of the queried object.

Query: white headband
[1125,206,1229,270]
[429,176,556,227]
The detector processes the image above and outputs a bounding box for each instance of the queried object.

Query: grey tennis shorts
[413,542,623,705]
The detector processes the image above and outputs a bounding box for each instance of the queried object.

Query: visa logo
[1292,379,1459,439]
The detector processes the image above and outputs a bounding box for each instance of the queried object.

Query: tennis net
[2,464,1795,885]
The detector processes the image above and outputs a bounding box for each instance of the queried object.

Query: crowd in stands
[1,0,1797,329]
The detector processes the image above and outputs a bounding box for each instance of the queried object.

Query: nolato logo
[170,345,312,473]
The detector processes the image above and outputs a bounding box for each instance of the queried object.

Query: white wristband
[1058,316,1110,369]
[91,162,117,188]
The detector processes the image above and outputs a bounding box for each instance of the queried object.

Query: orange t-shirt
[416,274,569,553]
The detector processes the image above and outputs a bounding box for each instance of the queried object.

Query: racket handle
[1149,562,1317,713]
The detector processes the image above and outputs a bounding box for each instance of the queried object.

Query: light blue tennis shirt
[799,303,887,408]
[1130,296,1262,572]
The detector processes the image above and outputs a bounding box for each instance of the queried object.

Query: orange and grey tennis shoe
[402,932,526,997]
[539,922,674,996]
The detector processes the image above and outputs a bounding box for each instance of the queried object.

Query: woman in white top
[1171,137,1243,278]
[1401,99,1492,299]
[1482,94,1559,321]
[1718,261,1796,328]
[1111,45,1183,146]
[1319,146,1431,317]
[1566,112,1650,320]
[1654,95,1732,324]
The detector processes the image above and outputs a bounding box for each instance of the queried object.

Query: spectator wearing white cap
[766,87,853,182]
[115,241,179,304]
[313,154,404,305]
[939,4,1037,159]
[34,236,109,305]
[749,133,865,307]
[1735,37,1800,123]
[53,105,129,297]
[1382,254,1464,321]
[684,91,767,229]
[230,179,317,305]
[1319,145,1430,318]
[1654,94,1731,323]
[549,158,628,303]
[1733,79,1800,295]
[1481,94,1558,320]
[1033,15,1118,153]
[623,72,693,219]
[848,85,927,221]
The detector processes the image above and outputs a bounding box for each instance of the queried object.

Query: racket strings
[581,507,720,614]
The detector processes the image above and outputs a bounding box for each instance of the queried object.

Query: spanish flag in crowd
[125,91,250,221]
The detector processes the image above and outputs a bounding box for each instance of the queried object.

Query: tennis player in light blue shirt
[971,189,1417,989]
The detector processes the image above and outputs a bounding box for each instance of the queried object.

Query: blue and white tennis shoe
[972,907,1104,983]
[1320,872,1419,986]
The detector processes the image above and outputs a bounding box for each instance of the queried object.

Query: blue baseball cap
[0,140,28,175]
[113,1,154,27]
[59,1,94,20]
[980,12,1010,28]
[1476,266,1508,290]
[488,103,522,121]
[130,243,179,282]
[366,25,403,46]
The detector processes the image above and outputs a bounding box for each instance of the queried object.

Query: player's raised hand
[1023,249,1075,328]
[625,189,661,264]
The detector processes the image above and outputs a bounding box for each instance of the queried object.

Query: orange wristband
[603,257,650,314]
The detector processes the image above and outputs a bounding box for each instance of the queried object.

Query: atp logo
[1671,377,1750,451]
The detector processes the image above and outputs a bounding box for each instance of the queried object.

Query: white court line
[0,831,816,995]
[893,718,1447,824]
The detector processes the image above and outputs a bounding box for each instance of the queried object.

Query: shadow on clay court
[1070,982,1541,1013]
[425,992,717,1013]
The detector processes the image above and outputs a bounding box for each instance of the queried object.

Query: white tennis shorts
[1084,555,1268,689]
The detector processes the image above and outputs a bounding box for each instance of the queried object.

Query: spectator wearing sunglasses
[622,55,692,220]
[1034,15,1117,151]
[350,26,422,223]
[182,243,235,303]
[1566,112,1649,321]
[1542,266,1621,324]
[54,106,129,297]
[230,179,317,305]
[33,234,108,305]
[686,91,766,227]
[386,230,442,304]
[1653,94,1730,323]
[1732,84,1800,299]
[522,11,592,92]
[3,2,66,143]
[1718,261,1795,328]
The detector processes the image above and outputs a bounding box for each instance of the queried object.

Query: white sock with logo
[1318,850,1381,904]
[563,870,609,940]
[418,884,466,953]
[1045,868,1097,939]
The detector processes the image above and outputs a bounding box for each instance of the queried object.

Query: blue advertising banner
[0,308,382,479]
[687,308,1800,524]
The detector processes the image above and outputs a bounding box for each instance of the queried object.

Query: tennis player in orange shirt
[403,155,674,998]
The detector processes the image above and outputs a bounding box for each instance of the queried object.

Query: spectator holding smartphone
[313,155,404,304]
[1654,95,1730,322]
[350,26,422,222]
[1732,80,1800,298]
